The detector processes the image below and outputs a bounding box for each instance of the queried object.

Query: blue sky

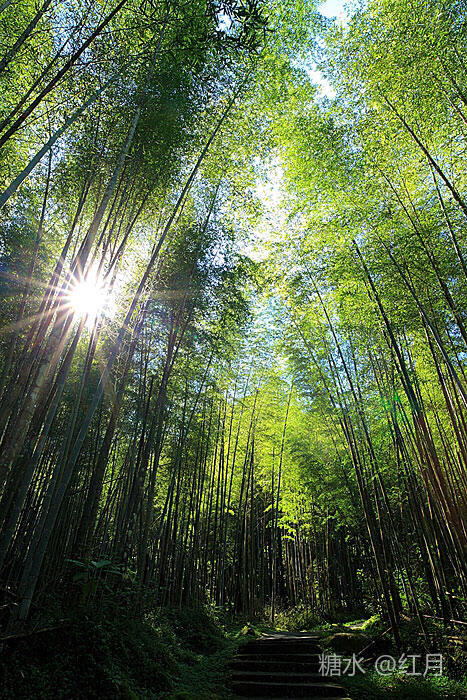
[306,0,350,98]
[319,0,349,22]
[244,1,351,261]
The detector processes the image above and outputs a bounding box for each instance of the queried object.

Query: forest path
[229,631,351,698]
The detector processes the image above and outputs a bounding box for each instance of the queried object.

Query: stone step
[259,634,322,641]
[232,697,352,700]
[231,680,349,697]
[230,633,350,699]
[230,656,321,672]
[231,670,328,683]
[234,652,322,662]
[241,641,322,655]
[252,637,321,643]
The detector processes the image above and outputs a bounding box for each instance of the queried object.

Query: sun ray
[65,265,114,327]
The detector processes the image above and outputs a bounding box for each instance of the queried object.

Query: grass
[340,670,467,698]
[266,605,467,699]
[0,600,244,699]
[1,599,465,699]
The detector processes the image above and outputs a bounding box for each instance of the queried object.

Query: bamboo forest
[0,0,466,698]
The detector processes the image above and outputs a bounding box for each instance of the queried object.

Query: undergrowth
[2,598,465,699]
[340,670,467,699]
[268,605,467,698]
[0,598,243,699]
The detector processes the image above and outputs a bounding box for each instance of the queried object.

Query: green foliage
[237,623,262,637]
[272,604,325,631]
[340,669,467,700]
[0,2,465,698]
[0,604,236,700]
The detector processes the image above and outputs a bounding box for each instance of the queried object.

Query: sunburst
[66,265,113,326]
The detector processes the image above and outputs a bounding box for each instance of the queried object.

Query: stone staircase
[229,632,351,699]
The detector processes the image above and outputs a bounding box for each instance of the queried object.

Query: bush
[272,604,325,631]
[0,603,231,699]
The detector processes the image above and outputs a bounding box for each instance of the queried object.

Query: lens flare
[66,267,112,325]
